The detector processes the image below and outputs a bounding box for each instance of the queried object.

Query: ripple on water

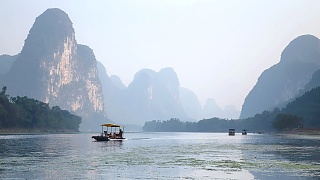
[0,133,320,179]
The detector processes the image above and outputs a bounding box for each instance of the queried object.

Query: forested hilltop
[0,86,81,132]
[143,86,320,132]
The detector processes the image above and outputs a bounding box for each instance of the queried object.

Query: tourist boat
[92,123,125,141]
[242,129,247,135]
[229,129,235,136]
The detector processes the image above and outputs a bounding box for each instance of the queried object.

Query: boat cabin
[242,129,247,135]
[229,129,235,136]
[101,123,125,140]
[92,123,125,141]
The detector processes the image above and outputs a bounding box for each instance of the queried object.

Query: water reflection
[92,139,124,152]
[241,134,320,179]
[0,133,320,179]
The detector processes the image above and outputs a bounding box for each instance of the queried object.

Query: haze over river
[0,132,319,179]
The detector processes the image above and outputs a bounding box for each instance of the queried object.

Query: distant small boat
[229,129,235,136]
[92,123,125,141]
[242,129,247,135]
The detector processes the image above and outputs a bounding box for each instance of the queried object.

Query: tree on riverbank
[143,85,320,132]
[272,114,303,131]
[143,117,231,132]
[0,86,81,131]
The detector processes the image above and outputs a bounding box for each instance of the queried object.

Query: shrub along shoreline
[0,129,80,135]
[278,128,320,135]
[0,86,81,133]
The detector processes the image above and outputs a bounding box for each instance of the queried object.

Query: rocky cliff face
[2,8,104,120]
[240,35,320,119]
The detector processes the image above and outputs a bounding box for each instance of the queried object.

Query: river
[0,132,319,179]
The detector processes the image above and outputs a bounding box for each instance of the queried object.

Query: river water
[0,132,319,179]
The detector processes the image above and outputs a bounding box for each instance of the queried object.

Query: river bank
[279,128,320,135]
[0,129,80,135]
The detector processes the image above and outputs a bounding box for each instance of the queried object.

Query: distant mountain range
[98,63,240,125]
[127,67,186,123]
[3,8,318,130]
[240,35,320,119]
[98,65,190,125]
[0,8,239,129]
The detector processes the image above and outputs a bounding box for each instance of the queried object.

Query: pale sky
[1,0,320,111]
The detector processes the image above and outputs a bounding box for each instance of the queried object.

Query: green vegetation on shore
[0,86,81,132]
[143,86,320,133]
[143,118,234,132]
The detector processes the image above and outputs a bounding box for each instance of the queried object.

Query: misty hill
[0,54,18,75]
[240,35,320,119]
[0,8,242,129]
[300,69,320,95]
[0,8,105,129]
[223,105,240,119]
[202,98,240,119]
[179,87,202,120]
[97,61,239,124]
[274,69,320,110]
[98,65,189,125]
[110,75,126,89]
[239,83,320,131]
[97,61,126,123]
[144,83,320,132]
[202,98,223,119]
[124,67,188,124]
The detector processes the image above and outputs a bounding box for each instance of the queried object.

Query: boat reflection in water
[92,123,125,141]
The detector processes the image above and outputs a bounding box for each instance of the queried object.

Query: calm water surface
[0,132,320,179]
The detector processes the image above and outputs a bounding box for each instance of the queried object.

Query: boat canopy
[101,123,121,127]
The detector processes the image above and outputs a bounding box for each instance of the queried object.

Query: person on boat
[119,129,123,138]
[113,132,116,138]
